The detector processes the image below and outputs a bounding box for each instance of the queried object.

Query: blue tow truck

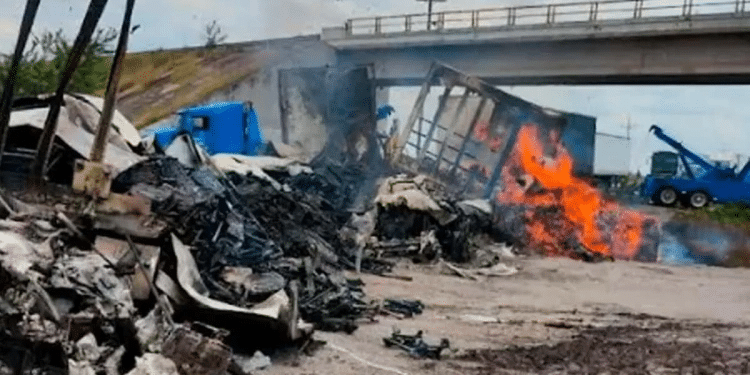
[151,101,265,156]
[642,125,750,208]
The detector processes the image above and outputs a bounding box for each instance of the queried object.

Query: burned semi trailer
[391,63,595,199]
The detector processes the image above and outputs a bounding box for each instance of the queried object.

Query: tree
[203,20,227,48]
[0,27,117,97]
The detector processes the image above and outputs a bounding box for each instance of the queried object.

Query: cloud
[0,18,19,55]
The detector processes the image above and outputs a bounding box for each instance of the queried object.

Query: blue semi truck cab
[642,125,750,208]
[152,101,264,156]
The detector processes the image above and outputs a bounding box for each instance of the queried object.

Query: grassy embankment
[104,48,259,128]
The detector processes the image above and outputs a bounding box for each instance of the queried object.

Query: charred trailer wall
[278,65,387,211]
[278,66,376,159]
[393,64,584,199]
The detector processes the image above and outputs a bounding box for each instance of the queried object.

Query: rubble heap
[113,156,376,331]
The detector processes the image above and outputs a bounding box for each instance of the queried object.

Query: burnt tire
[656,187,678,206]
[688,191,709,208]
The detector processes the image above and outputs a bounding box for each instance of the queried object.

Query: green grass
[676,203,750,233]
[107,49,258,128]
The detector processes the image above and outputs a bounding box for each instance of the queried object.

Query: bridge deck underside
[336,33,750,85]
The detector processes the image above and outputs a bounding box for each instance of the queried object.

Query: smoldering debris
[113,156,382,334]
[659,220,750,267]
[0,135,673,374]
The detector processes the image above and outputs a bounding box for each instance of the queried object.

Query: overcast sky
[1,0,748,173]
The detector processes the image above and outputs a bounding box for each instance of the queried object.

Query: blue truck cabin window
[192,116,209,130]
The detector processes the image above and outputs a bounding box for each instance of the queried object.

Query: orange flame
[497,124,646,260]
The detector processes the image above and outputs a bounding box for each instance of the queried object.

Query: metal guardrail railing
[344,0,749,36]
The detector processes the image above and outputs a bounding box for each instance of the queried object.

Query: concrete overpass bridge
[322,0,750,85]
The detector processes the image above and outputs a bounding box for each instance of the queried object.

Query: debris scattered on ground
[383,329,450,360]
[125,353,179,375]
[440,259,519,280]
[381,299,424,318]
[161,322,232,375]
[233,350,271,373]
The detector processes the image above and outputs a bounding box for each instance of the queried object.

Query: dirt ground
[263,256,750,375]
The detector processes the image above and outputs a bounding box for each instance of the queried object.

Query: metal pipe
[90,0,136,163]
[31,0,108,179]
[0,0,41,168]
[416,118,423,155]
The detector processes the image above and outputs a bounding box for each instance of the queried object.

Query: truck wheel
[688,191,709,208]
[656,187,677,206]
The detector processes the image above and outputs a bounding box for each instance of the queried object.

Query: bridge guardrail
[345,0,749,36]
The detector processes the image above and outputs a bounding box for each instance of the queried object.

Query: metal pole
[394,64,435,164]
[417,85,452,165]
[428,0,433,30]
[90,0,136,163]
[417,0,446,31]
[31,0,108,179]
[0,0,41,168]
[449,97,487,177]
[433,88,469,176]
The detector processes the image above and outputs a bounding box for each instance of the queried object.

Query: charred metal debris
[0,61,650,373]
[0,148,521,372]
[383,329,450,360]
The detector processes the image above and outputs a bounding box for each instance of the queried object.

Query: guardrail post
[405,15,411,32]
[507,7,516,26]
[734,0,748,15]
[345,20,353,35]
[375,17,381,34]
[589,2,599,21]
[471,10,478,29]
[633,0,644,19]
[437,12,445,30]
[546,5,554,24]
[682,0,694,18]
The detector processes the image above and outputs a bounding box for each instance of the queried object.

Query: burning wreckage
[0,63,663,373]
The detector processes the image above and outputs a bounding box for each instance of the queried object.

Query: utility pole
[624,114,633,140]
[622,113,635,139]
[416,0,446,30]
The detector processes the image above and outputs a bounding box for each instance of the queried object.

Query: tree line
[0,20,228,98]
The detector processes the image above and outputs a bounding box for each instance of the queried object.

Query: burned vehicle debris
[7,0,742,370]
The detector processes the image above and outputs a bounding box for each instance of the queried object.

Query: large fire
[496,124,648,260]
